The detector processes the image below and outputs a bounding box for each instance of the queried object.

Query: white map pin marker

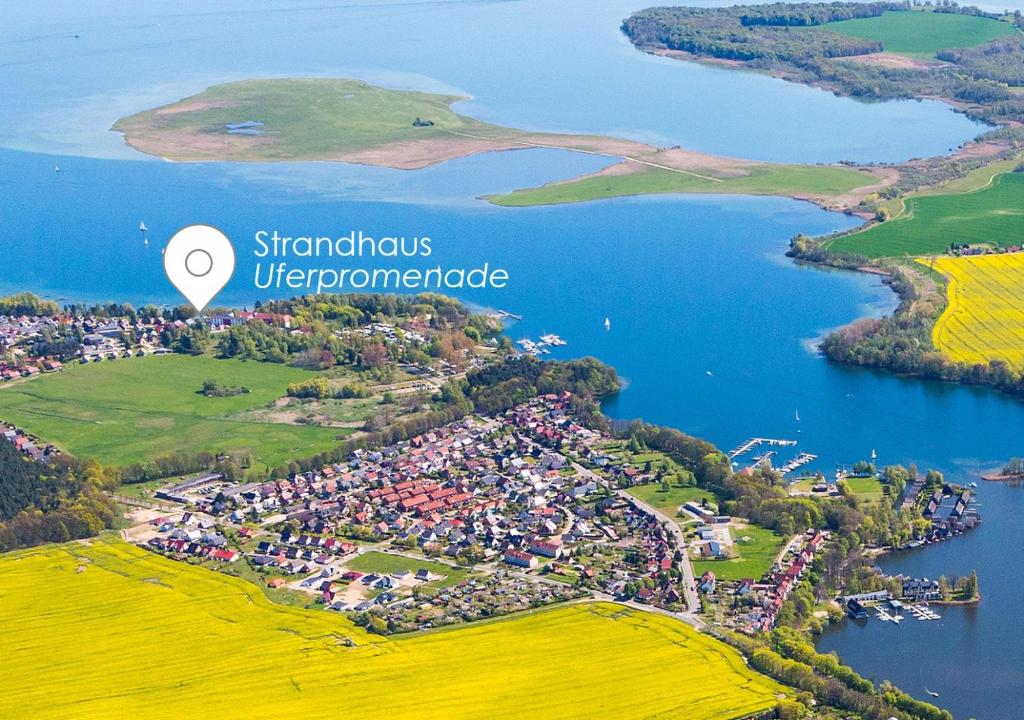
[164,225,235,312]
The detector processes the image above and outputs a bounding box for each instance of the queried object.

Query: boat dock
[907,604,941,621]
[749,450,776,468]
[875,607,903,623]
[516,333,566,357]
[728,437,797,460]
[778,452,817,475]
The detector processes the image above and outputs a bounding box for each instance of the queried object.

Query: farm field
[490,163,877,207]
[0,355,344,468]
[692,525,787,582]
[919,254,1024,369]
[0,540,787,720]
[828,172,1024,258]
[825,10,1017,58]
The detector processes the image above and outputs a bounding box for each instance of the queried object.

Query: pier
[749,450,776,469]
[728,437,797,460]
[778,452,817,475]
[907,604,941,621]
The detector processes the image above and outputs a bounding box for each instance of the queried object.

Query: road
[572,462,702,616]
[615,489,701,615]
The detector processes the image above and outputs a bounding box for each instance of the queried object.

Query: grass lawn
[842,476,885,501]
[0,540,786,720]
[627,483,719,516]
[489,163,878,206]
[113,77,512,162]
[790,476,884,501]
[117,477,177,500]
[0,355,345,468]
[826,10,1017,58]
[345,551,471,589]
[827,172,1024,258]
[692,525,786,582]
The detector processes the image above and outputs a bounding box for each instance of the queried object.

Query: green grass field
[0,540,787,720]
[692,525,786,582]
[790,476,884,501]
[828,172,1024,258]
[490,164,877,206]
[345,551,472,589]
[826,10,1016,58]
[843,476,885,500]
[627,483,719,517]
[0,355,344,468]
[113,77,513,162]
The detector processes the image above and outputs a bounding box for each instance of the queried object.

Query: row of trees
[285,378,372,400]
[118,451,220,484]
[720,627,952,720]
[0,292,60,317]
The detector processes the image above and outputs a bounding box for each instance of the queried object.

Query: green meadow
[827,172,1024,258]
[826,10,1016,58]
[114,77,508,161]
[489,164,877,206]
[692,525,786,582]
[627,483,719,517]
[345,551,474,589]
[0,355,344,468]
[790,476,884,501]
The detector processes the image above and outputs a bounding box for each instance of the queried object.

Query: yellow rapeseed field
[0,540,785,720]
[921,254,1024,368]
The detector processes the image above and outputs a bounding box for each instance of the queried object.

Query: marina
[844,595,942,624]
[516,333,567,356]
[777,452,817,476]
[727,437,798,460]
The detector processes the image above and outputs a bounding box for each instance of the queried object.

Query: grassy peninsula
[113,77,889,209]
[489,163,883,208]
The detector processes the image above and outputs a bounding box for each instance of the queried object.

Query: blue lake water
[3,1,1024,717]
[2,0,988,162]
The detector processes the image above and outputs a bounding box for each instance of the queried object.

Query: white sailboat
[604,317,611,331]
[139,221,149,246]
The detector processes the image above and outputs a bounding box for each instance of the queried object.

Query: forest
[623,2,1024,124]
[0,441,119,552]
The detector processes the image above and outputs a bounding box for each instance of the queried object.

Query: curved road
[571,462,701,616]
